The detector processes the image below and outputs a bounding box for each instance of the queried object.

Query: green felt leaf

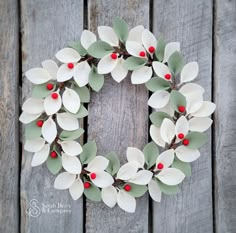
[46,154,62,175]
[106,152,120,176]
[25,120,41,140]
[72,105,88,118]
[59,128,84,141]
[145,77,171,92]
[156,179,180,195]
[113,17,129,43]
[185,131,208,149]
[32,82,55,98]
[124,57,147,70]
[80,141,97,164]
[89,67,104,92]
[155,36,166,61]
[143,142,159,169]
[149,112,173,128]
[168,51,184,75]
[83,183,101,202]
[73,86,90,103]
[126,183,147,198]
[170,90,186,112]
[68,41,87,56]
[172,158,191,177]
[87,41,114,58]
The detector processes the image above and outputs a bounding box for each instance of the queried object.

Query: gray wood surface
[214,0,236,232]
[85,1,150,232]
[152,1,214,233]
[0,0,19,232]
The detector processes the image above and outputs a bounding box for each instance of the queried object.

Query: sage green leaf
[83,183,101,202]
[149,111,173,127]
[71,105,88,118]
[113,17,129,43]
[80,141,97,164]
[172,158,191,177]
[145,77,171,92]
[68,41,87,56]
[124,57,147,70]
[106,152,120,176]
[126,183,147,198]
[168,51,184,75]
[170,90,186,112]
[155,179,180,195]
[185,131,208,149]
[89,67,104,92]
[155,36,166,61]
[59,128,84,141]
[46,154,62,175]
[87,41,114,58]
[143,142,159,169]
[32,82,55,98]
[73,86,90,103]
[25,120,41,140]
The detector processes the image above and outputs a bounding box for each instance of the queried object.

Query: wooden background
[0,0,235,232]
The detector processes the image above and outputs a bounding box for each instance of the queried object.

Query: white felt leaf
[22,98,44,115]
[98,26,119,46]
[126,147,145,168]
[42,60,58,80]
[175,116,189,137]
[150,125,165,147]
[180,62,199,83]
[126,41,146,58]
[127,25,144,43]
[189,117,213,132]
[91,171,114,188]
[156,168,185,186]
[101,186,117,208]
[57,63,74,82]
[160,118,175,144]
[148,179,162,202]
[129,170,153,185]
[74,61,91,87]
[142,29,157,53]
[58,140,83,156]
[117,190,136,213]
[41,117,57,143]
[111,58,128,83]
[62,87,81,114]
[56,112,79,131]
[62,153,82,174]
[152,61,171,80]
[155,149,175,170]
[24,137,45,153]
[54,172,76,190]
[81,30,97,49]
[31,144,50,167]
[157,103,175,117]
[179,83,204,98]
[116,161,139,180]
[163,42,180,63]
[69,178,84,200]
[131,66,152,84]
[44,90,62,115]
[55,48,81,63]
[175,146,200,163]
[25,68,51,84]
[186,93,203,114]
[191,101,216,117]
[97,53,118,74]
[148,90,170,109]
[86,156,109,172]
[19,112,41,124]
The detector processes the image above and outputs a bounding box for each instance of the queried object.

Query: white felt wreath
[20,17,216,213]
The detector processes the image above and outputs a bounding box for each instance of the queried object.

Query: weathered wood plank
[152,1,214,232]
[20,1,84,232]
[0,0,19,232]
[86,1,150,232]
[214,0,236,232]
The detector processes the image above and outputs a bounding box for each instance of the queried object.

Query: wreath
[20,17,216,213]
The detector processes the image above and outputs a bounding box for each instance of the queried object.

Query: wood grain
[86,1,150,232]
[214,0,236,232]
[0,0,19,232]
[152,1,214,232]
[20,1,84,232]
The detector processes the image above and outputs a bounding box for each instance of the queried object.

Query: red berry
[51,92,58,99]
[46,83,54,90]
[67,63,74,69]
[124,184,131,192]
[84,182,91,189]
[36,120,43,127]
[157,163,164,170]
[164,73,171,80]
[50,151,57,158]
[139,51,146,57]
[178,133,185,139]
[110,53,117,60]
[90,173,96,180]
[178,105,185,113]
[182,139,190,146]
[148,46,155,53]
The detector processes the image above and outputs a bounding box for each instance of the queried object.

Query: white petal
[160,118,175,144]
[191,101,216,117]
[22,98,44,114]
[86,156,109,172]
[175,116,189,137]
[57,63,74,82]
[186,93,203,114]
[24,137,45,153]
[62,153,82,174]
[69,178,84,200]
[101,186,117,208]
[152,61,171,80]
[54,172,76,190]
[126,147,145,168]
[97,53,118,74]
[126,41,146,58]
[155,149,175,170]
[73,61,91,87]
[163,42,180,63]
[117,190,136,213]
[142,29,157,53]
[129,170,153,185]
[131,66,152,84]
[58,140,83,156]
[175,146,200,162]
[180,62,199,83]
[157,102,175,117]
[127,25,144,43]
[189,117,213,132]
[116,161,139,180]
[150,125,165,147]
[56,112,79,131]
[44,90,62,115]
[148,179,162,202]
[91,171,114,188]
[31,144,50,167]
[156,168,185,186]
[81,30,97,50]
[41,117,57,143]
[55,48,81,63]
[25,68,51,84]
[179,83,204,98]
[19,112,41,124]
[42,60,58,80]
[148,91,170,109]
[62,87,81,114]
[98,26,119,46]
[111,58,128,82]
